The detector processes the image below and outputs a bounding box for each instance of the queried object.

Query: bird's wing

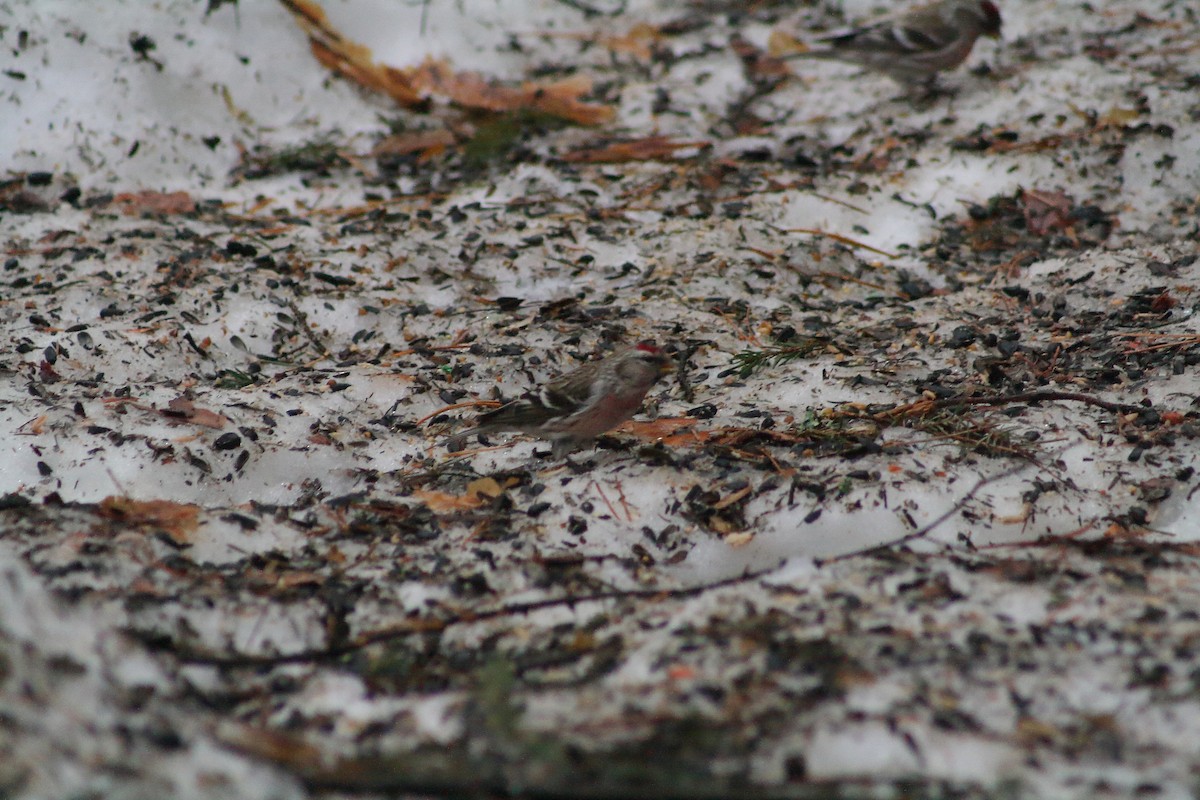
[474,360,601,429]
[815,3,957,54]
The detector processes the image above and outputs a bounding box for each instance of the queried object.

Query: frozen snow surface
[2,0,1200,798]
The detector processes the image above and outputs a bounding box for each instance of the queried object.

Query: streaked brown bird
[448,341,673,458]
[787,0,1002,88]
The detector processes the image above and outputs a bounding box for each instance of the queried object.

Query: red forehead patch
[979,0,1002,34]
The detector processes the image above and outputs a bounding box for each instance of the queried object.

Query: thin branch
[809,192,868,214]
[131,564,788,668]
[285,299,329,356]
[780,227,897,258]
[873,390,1146,420]
[815,269,898,295]
[416,399,500,426]
[815,462,1031,565]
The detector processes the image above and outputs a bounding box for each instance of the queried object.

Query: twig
[815,270,897,295]
[780,227,897,259]
[284,299,328,356]
[417,399,501,426]
[809,192,868,214]
[816,462,1031,565]
[977,520,1099,549]
[552,0,627,16]
[588,480,624,523]
[873,390,1145,421]
[613,479,634,520]
[128,564,789,668]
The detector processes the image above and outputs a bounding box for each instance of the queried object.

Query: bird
[447,341,673,457]
[785,0,1002,89]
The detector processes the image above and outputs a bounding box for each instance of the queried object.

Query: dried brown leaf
[618,417,700,441]
[730,33,791,80]
[282,0,423,106]
[99,496,200,544]
[1097,106,1142,128]
[466,476,504,499]
[767,30,809,57]
[601,23,661,60]
[563,135,710,164]
[112,191,196,216]
[410,59,614,125]
[282,2,614,125]
[1021,189,1073,236]
[275,570,324,589]
[163,398,229,429]
[412,488,486,513]
[372,129,457,159]
[712,484,754,510]
[217,723,324,769]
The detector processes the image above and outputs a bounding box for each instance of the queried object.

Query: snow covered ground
[2,0,1199,798]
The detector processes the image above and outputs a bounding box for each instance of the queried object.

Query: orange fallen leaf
[729,33,791,80]
[562,135,710,164]
[112,191,196,216]
[1015,717,1060,746]
[522,74,616,126]
[282,0,422,107]
[128,578,163,597]
[37,229,72,245]
[602,22,661,61]
[723,529,754,545]
[99,496,200,544]
[1150,291,1177,312]
[281,1,614,125]
[409,60,517,111]
[415,476,510,513]
[1097,106,1142,128]
[217,724,324,768]
[627,423,794,449]
[667,664,696,680]
[163,397,229,429]
[372,129,457,159]
[834,665,878,689]
[767,29,810,58]
[275,570,324,589]
[412,488,487,513]
[410,59,614,126]
[618,417,700,441]
[466,476,504,499]
[853,136,902,173]
[664,429,720,447]
[312,40,423,107]
[713,484,754,510]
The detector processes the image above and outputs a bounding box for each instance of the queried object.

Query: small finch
[448,341,673,457]
[787,0,1002,89]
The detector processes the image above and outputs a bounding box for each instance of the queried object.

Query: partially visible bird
[785,0,1002,89]
[447,341,673,458]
